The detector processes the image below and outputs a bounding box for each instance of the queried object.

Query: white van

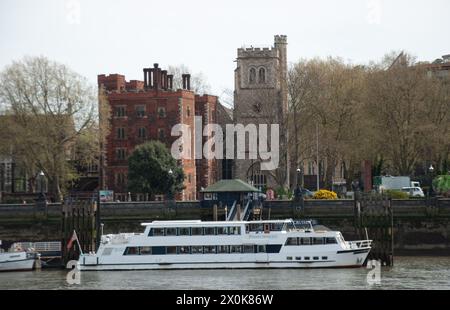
[401,187,425,198]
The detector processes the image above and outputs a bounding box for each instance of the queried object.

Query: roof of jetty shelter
[201,179,261,193]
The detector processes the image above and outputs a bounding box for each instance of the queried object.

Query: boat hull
[0,258,36,272]
[78,250,370,271]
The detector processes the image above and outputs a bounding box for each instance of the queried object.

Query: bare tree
[0,56,98,201]
[167,64,211,94]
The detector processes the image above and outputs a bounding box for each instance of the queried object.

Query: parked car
[401,187,425,198]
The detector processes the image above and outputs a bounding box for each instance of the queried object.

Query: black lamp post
[295,168,304,210]
[167,169,174,201]
[37,171,48,215]
[428,164,435,197]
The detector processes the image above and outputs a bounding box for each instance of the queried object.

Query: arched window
[249,68,256,84]
[258,67,266,83]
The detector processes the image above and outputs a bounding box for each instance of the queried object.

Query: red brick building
[99,63,221,201]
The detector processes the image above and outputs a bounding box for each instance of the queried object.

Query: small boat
[77,219,372,271]
[0,242,41,272]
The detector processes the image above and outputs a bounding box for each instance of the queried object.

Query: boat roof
[141,219,295,226]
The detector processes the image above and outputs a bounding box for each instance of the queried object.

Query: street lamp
[38,171,45,195]
[428,165,435,197]
[168,169,174,201]
[295,168,304,210]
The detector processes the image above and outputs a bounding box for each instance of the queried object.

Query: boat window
[300,238,311,245]
[287,256,293,260]
[153,228,165,236]
[229,227,241,235]
[140,246,152,255]
[203,246,216,254]
[322,256,328,260]
[191,246,203,254]
[295,257,301,260]
[204,227,216,235]
[304,256,310,260]
[257,245,266,253]
[266,244,282,253]
[313,237,324,245]
[123,247,139,255]
[285,237,298,246]
[250,223,263,232]
[147,229,153,237]
[270,223,284,231]
[165,228,177,236]
[178,246,190,254]
[179,227,191,236]
[243,245,254,253]
[166,246,177,255]
[313,256,319,260]
[326,237,337,244]
[191,227,203,235]
[218,245,229,253]
[230,245,242,253]
[217,227,228,235]
[152,246,166,255]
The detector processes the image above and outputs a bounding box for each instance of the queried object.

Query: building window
[258,67,266,83]
[157,107,166,118]
[252,102,262,113]
[188,174,192,184]
[115,172,126,186]
[186,106,191,117]
[136,105,145,118]
[116,127,125,140]
[249,68,256,84]
[115,148,127,160]
[158,128,165,140]
[251,173,267,190]
[115,106,126,117]
[138,127,146,138]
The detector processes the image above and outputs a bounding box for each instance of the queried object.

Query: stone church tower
[233,35,289,190]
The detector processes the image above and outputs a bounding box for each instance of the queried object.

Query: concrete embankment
[0,199,449,255]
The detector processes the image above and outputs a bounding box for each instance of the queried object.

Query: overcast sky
[1,0,449,99]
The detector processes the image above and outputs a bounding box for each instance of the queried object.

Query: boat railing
[226,200,237,221]
[347,240,372,249]
[241,200,252,221]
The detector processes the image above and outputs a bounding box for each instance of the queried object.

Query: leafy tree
[127,141,185,199]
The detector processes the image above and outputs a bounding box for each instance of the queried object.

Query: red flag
[67,230,78,250]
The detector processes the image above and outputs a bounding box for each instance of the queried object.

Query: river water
[0,256,449,290]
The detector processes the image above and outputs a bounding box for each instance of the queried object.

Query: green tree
[127,141,185,199]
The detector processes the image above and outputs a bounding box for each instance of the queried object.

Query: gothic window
[249,68,256,84]
[157,107,166,118]
[158,128,166,140]
[116,127,126,140]
[115,148,127,161]
[135,105,145,118]
[258,67,266,83]
[138,127,146,138]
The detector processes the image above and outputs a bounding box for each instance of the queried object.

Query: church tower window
[258,67,266,83]
[249,68,256,84]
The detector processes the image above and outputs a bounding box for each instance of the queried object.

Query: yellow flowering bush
[312,189,338,200]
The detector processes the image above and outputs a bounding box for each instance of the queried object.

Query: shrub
[312,189,338,200]
[384,190,409,199]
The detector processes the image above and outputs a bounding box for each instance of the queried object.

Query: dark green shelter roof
[201,179,261,193]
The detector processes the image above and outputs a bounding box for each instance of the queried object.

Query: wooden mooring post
[354,192,394,266]
[61,195,98,266]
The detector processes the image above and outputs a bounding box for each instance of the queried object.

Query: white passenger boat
[0,245,40,272]
[78,219,372,271]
